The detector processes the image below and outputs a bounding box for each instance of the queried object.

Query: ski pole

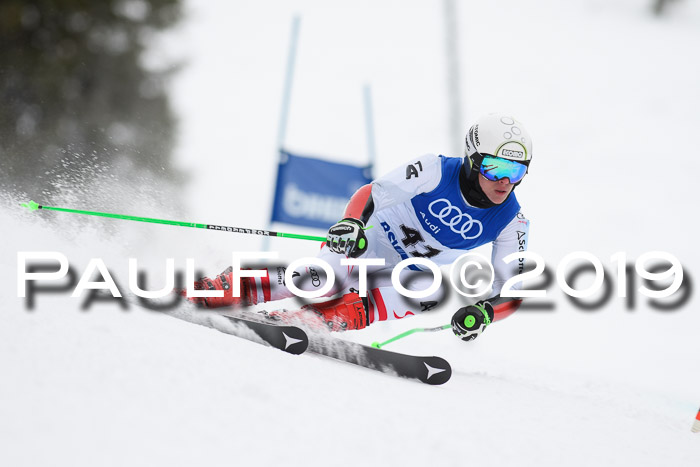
[20,200,326,242]
[370,324,451,349]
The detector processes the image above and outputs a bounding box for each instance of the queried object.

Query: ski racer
[187,113,532,342]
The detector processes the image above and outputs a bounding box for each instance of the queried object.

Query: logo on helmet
[501,149,524,160]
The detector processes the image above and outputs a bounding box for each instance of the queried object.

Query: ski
[135,297,448,381]
[218,314,309,355]
[204,307,449,383]
[307,334,452,385]
[131,297,309,355]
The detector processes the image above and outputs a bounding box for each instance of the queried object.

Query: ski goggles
[479,155,528,183]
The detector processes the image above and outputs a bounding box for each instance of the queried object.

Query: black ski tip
[275,326,309,355]
[223,316,309,355]
[418,357,452,385]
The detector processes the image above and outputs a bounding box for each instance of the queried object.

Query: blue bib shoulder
[409,156,520,249]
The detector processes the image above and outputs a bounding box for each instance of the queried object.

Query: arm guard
[484,295,523,322]
[343,184,375,224]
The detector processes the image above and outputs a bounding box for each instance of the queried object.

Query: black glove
[451,301,495,341]
[326,218,368,258]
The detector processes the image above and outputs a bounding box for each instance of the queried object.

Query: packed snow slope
[3,0,700,466]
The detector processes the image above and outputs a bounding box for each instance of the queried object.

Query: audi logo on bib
[428,199,483,240]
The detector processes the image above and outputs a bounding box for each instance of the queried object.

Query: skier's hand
[326,218,368,258]
[451,301,494,342]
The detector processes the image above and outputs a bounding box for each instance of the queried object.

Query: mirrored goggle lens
[479,156,528,183]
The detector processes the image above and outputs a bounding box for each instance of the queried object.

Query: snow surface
[2,0,700,465]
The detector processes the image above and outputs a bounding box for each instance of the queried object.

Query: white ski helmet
[465,114,533,166]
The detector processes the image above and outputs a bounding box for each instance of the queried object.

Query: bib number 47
[400,225,441,259]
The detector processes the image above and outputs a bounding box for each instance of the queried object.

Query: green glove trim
[464,315,476,328]
[472,303,492,326]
